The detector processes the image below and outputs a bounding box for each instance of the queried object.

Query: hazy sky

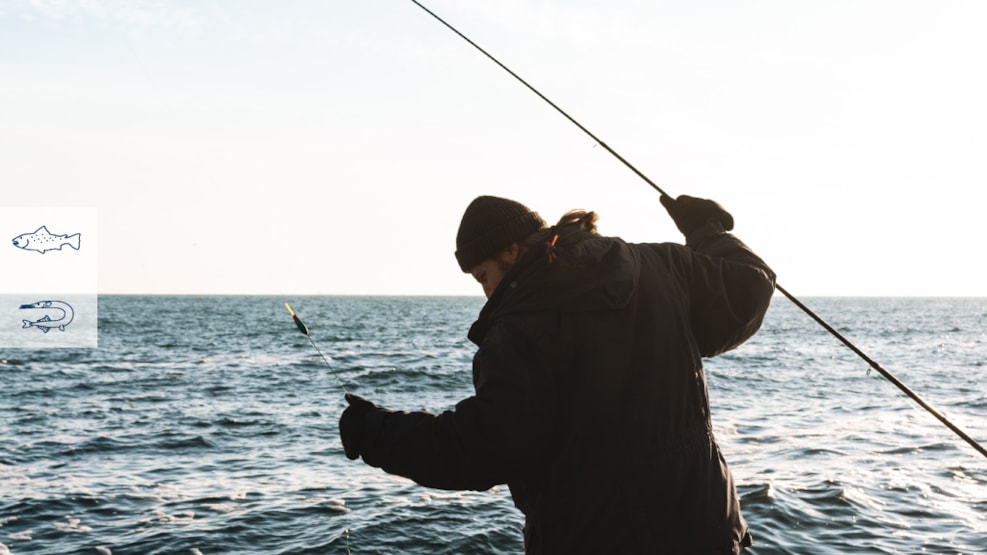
[2,0,985,296]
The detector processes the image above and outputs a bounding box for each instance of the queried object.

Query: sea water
[1,296,985,554]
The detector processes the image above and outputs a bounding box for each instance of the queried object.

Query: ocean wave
[152,434,218,452]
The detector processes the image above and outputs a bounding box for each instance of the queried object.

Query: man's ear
[502,242,521,263]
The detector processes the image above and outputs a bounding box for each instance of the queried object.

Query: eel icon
[20,300,75,333]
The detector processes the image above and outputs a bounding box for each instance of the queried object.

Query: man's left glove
[339,393,379,460]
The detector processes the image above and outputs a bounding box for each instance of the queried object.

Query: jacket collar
[468,227,639,345]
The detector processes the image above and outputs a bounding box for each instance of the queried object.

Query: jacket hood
[468,226,639,345]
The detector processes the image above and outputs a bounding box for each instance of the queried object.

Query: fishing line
[406,0,987,459]
[284,303,349,394]
[283,303,353,553]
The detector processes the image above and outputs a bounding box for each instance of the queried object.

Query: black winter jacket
[358,223,776,554]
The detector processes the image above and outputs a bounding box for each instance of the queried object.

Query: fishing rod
[284,303,349,394]
[407,0,987,460]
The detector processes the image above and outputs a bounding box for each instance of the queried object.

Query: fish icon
[20,300,75,333]
[12,225,81,254]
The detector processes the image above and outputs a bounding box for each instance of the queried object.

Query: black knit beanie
[455,196,546,271]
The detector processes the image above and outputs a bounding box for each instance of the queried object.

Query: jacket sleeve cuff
[685,220,727,249]
[359,406,391,468]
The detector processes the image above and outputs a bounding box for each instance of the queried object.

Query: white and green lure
[284,303,348,394]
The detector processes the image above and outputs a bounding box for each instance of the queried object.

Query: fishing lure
[284,303,348,394]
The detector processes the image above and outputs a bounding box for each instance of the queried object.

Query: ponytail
[520,209,601,252]
[555,210,599,234]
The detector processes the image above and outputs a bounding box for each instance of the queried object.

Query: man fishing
[339,193,776,554]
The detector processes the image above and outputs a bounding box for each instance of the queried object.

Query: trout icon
[20,300,75,333]
[12,226,81,254]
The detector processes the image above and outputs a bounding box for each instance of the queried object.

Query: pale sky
[2,0,985,296]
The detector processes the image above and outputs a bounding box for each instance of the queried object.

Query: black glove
[339,393,378,460]
[660,194,734,238]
